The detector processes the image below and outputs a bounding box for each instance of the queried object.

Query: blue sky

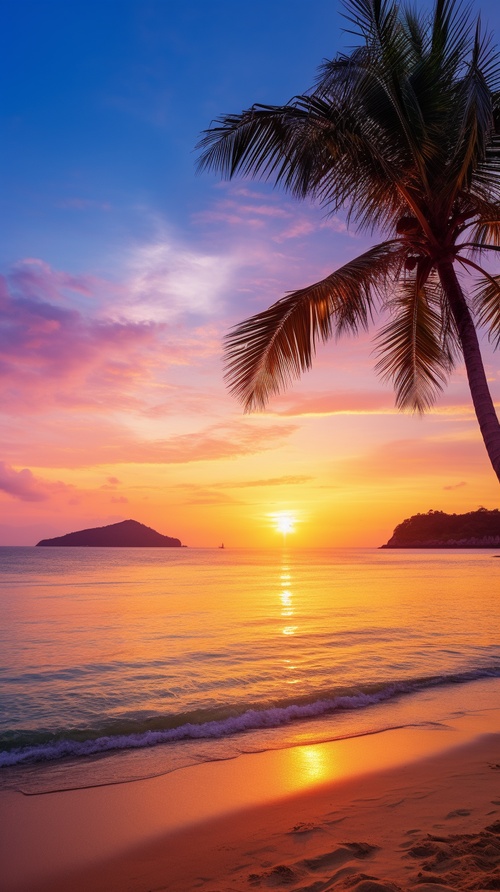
[2,1,344,268]
[2,0,500,546]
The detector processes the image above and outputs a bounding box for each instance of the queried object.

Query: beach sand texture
[2,714,500,892]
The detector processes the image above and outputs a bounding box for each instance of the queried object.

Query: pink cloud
[0,462,48,502]
[241,204,289,218]
[273,220,315,241]
[193,197,290,229]
[194,189,348,246]
[9,258,97,301]
[192,209,263,227]
[121,420,298,467]
[2,416,298,470]
[271,388,498,420]
[273,216,348,243]
[272,390,396,416]
[0,264,180,413]
[0,461,71,502]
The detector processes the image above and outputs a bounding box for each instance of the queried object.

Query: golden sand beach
[2,708,500,892]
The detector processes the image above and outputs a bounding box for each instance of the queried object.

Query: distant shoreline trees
[382,507,500,546]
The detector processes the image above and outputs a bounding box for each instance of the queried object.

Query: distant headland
[381,508,500,548]
[36,519,182,548]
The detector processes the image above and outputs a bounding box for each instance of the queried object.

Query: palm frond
[375,276,455,411]
[198,0,500,450]
[196,101,314,184]
[463,218,500,249]
[459,193,500,222]
[322,5,433,187]
[445,25,496,198]
[342,0,398,43]
[474,274,500,344]
[224,241,402,410]
[402,8,427,60]
[197,90,412,227]
[430,0,472,66]
[473,132,500,199]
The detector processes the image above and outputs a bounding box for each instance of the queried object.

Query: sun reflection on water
[280,554,294,632]
[278,554,298,637]
[280,590,293,617]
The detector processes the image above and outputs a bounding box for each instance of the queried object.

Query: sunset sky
[2,0,500,548]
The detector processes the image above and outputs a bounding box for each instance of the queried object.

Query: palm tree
[197,0,500,482]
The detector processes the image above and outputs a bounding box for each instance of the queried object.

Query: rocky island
[381,508,500,548]
[37,519,182,547]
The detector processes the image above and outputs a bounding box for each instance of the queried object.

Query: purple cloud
[0,462,49,502]
[0,263,169,412]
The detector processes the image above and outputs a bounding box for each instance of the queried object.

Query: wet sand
[2,709,500,891]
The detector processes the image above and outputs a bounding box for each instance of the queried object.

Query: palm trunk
[437,260,500,483]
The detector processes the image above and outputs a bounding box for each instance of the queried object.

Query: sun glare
[271,511,297,536]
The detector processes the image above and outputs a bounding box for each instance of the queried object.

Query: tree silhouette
[198,0,500,481]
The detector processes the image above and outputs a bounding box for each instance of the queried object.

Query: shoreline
[2,704,500,892]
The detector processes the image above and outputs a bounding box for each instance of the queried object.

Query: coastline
[2,701,500,892]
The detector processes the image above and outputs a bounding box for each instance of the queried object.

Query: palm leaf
[198,92,411,227]
[198,0,500,479]
[474,274,500,344]
[224,241,402,410]
[464,218,500,249]
[375,276,455,411]
[473,130,500,199]
[445,27,496,201]
[320,7,433,190]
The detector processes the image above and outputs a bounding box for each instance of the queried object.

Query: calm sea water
[1,546,500,793]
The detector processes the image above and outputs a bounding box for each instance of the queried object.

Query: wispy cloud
[193,198,290,229]
[9,258,97,302]
[57,198,111,212]
[142,419,297,465]
[272,391,396,417]
[193,190,348,247]
[272,216,347,243]
[124,222,239,321]
[4,417,297,469]
[218,474,312,489]
[270,389,489,419]
[175,474,311,495]
[0,255,232,419]
[0,267,166,412]
[180,490,245,506]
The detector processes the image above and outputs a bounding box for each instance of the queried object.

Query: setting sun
[271,512,297,536]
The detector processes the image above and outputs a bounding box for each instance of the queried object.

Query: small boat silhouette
[219,543,225,549]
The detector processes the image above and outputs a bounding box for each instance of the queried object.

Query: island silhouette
[37,519,182,548]
[382,508,500,548]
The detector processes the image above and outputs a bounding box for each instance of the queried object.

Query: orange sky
[2,226,498,547]
[2,3,499,547]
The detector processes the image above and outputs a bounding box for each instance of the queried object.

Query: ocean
[1,546,500,795]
